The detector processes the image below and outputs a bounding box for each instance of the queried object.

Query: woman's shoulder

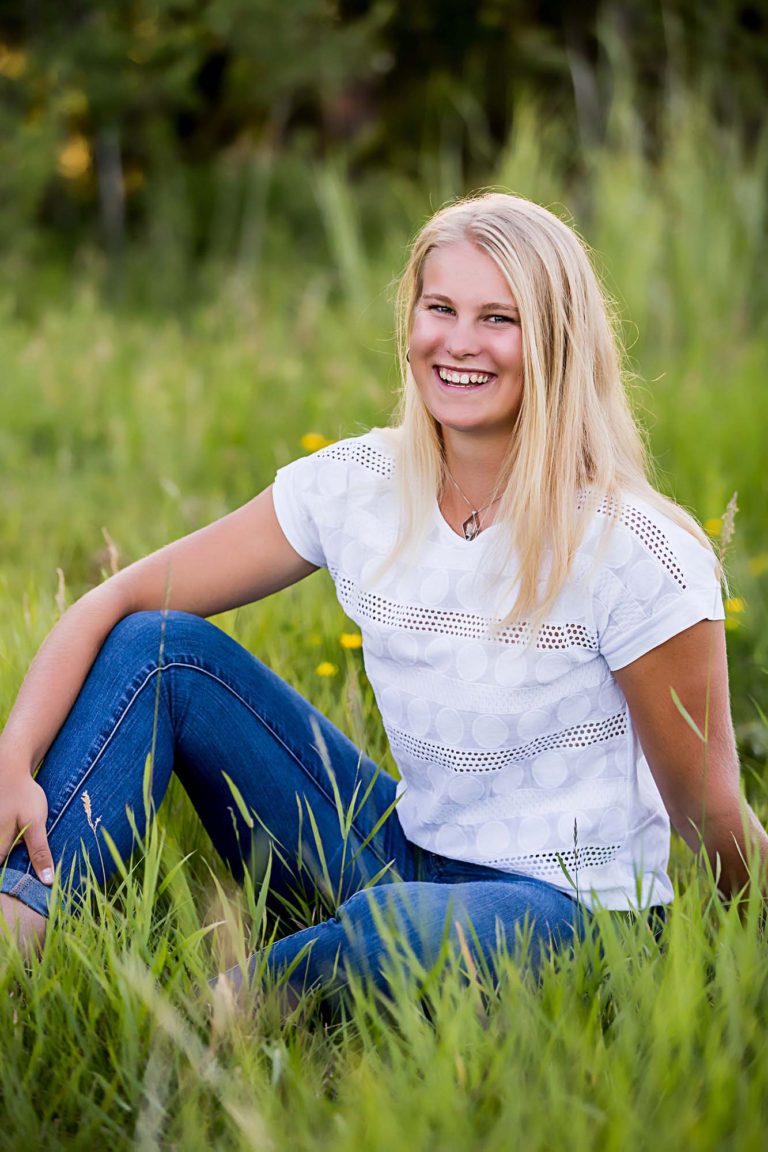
[573,489,724,670]
[272,428,402,566]
[578,487,719,592]
[274,428,399,513]
[308,427,398,479]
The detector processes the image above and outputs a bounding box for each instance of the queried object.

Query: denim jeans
[1,611,585,993]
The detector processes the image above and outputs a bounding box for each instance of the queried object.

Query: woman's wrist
[0,735,38,778]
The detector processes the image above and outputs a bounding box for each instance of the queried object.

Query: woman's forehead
[420,240,518,303]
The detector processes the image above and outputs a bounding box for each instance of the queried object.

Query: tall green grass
[2,92,768,1149]
[2,825,767,1150]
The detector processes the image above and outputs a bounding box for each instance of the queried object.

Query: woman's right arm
[0,487,316,883]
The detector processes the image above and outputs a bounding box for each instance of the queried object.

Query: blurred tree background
[2,0,768,764]
[1,0,766,296]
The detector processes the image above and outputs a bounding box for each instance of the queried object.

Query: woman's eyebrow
[481,301,519,313]
[421,292,519,312]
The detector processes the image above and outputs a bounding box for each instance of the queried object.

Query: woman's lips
[433,365,496,389]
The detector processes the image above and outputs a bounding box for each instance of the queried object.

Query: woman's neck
[440,431,508,508]
[437,429,510,539]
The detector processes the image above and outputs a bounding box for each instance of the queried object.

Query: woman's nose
[446,319,480,360]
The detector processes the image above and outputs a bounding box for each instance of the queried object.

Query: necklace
[444,466,502,541]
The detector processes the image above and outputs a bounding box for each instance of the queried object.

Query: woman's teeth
[437,368,492,386]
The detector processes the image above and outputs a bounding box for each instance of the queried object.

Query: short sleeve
[271,431,396,571]
[593,502,724,671]
[271,453,328,568]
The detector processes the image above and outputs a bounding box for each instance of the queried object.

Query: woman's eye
[486,313,517,325]
[427,303,454,315]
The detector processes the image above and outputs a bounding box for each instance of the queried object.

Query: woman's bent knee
[103,610,213,664]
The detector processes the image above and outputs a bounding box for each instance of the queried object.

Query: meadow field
[1,101,768,1149]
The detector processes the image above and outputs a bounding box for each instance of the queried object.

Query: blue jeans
[1,611,585,993]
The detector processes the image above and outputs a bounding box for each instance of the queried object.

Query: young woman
[1,193,765,994]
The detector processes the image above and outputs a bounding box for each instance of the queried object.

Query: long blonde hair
[389,191,708,626]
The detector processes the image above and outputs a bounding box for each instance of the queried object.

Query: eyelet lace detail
[333,573,599,650]
[318,440,393,478]
[488,843,620,879]
[389,711,627,773]
[592,494,687,589]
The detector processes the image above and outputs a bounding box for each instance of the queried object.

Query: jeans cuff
[0,867,52,918]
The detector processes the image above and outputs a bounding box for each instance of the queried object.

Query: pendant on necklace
[462,510,481,541]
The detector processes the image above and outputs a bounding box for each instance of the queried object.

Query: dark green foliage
[1,0,766,268]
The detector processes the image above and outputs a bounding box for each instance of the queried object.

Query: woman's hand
[0,770,54,885]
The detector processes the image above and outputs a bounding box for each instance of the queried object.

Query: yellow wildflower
[704,517,722,537]
[725,597,745,614]
[0,45,27,78]
[748,554,768,577]
[57,135,92,180]
[300,433,335,453]
[340,632,363,650]
[315,661,338,677]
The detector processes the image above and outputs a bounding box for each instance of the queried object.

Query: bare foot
[0,893,47,954]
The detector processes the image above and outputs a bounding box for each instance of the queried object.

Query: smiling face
[408,239,524,445]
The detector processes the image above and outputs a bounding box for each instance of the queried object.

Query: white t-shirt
[272,429,724,911]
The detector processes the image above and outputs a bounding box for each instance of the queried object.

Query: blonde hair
[389,190,708,627]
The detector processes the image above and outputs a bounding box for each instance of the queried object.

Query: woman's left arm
[614,620,768,899]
